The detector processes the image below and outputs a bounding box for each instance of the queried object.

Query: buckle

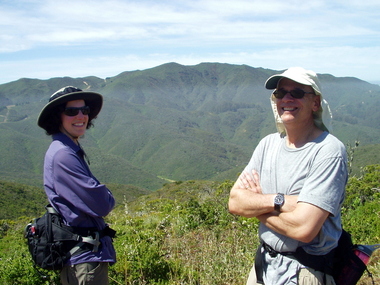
[92,232,100,252]
[81,232,101,253]
[263,243,278,258]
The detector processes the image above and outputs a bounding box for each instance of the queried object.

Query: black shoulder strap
[293,246,335,275]
[44,205,80,242]
[254,243,264,284]
[44,205,104,253]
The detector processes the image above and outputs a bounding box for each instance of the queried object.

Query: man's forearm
[257,202,330,243]
[228,184,276,218]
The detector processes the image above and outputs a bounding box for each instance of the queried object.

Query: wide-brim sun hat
[37,86,103,131]
[264,67,332,134]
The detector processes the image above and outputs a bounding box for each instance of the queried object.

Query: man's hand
[238,170,262,194]
[229,169,277,218]
[234,170,298,214]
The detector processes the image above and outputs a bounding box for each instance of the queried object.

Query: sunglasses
[63,106,90,116]
[273,88,314,99]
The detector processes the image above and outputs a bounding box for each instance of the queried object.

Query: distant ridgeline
[0,62,379,192]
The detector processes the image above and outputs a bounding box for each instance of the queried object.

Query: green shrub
[344,164,380,210]
[342,200,380,245]
[0,219,60,284]
[0,177,379,284]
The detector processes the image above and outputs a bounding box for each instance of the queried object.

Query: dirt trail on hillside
[0,105,15,123]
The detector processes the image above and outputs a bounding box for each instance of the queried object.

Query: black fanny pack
[255,230,370,285]
[24,205,116,271]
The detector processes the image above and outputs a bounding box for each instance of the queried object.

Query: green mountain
[0,63,379,192]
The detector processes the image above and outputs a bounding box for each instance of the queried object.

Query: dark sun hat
[37,86,103,131]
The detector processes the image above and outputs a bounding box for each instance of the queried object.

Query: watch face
[274,193,284,211]
[274,195,284,205]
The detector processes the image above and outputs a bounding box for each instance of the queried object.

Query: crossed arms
[228,170,330,243]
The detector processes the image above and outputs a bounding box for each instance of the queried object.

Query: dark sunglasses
[63,106,90,116]
[273,88,315,99]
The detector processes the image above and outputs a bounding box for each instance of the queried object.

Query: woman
[37,86,116,285]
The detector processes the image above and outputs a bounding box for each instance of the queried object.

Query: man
[228,67,347,285]
[38,86,116,284]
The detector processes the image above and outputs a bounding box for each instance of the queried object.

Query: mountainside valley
[0,62,379,284]
[1,62,380,193]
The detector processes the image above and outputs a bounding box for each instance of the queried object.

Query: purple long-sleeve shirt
[43,133,116,265]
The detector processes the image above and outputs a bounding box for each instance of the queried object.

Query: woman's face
[60,99,88,143]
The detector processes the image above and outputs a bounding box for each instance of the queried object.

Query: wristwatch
[274,193,285,212]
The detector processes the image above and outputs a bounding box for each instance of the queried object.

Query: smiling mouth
[283,107,297,111]
[73,123,85,127]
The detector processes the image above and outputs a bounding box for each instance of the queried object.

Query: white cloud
[0,0,379,83]
[2,0,379,47]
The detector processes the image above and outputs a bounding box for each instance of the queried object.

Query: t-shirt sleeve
[298,155,347,216]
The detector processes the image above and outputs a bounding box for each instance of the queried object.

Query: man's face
[276,78,321,129]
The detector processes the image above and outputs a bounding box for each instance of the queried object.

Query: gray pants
[61,262,109,285]
[246,265,335,285]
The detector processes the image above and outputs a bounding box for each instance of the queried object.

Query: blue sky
[1,0,379,85]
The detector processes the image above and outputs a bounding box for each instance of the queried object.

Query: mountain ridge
[1,62,379,191]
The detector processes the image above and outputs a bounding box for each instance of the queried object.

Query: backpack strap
[46,205,58,214]
[46,204,115,253]
[69,232,102,256]
[293,246,335,276]
[255,242,334,280]
[254,242,264,284]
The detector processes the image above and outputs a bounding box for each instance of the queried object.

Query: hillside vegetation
[0,164,379,284]
[0,180,150,220]
[0,62,379,283]
[1,63,380,192]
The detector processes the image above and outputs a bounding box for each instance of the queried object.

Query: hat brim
[265,68,320,91]
[265,74,314,90]
[37,91,103,130]
[265,75,285,89]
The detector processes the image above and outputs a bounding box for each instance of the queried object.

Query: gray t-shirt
[244,131,347,284]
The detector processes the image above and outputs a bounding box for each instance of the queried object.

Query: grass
[0,175,379,284]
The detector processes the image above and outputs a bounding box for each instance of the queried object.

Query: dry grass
[163,223,259,285]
